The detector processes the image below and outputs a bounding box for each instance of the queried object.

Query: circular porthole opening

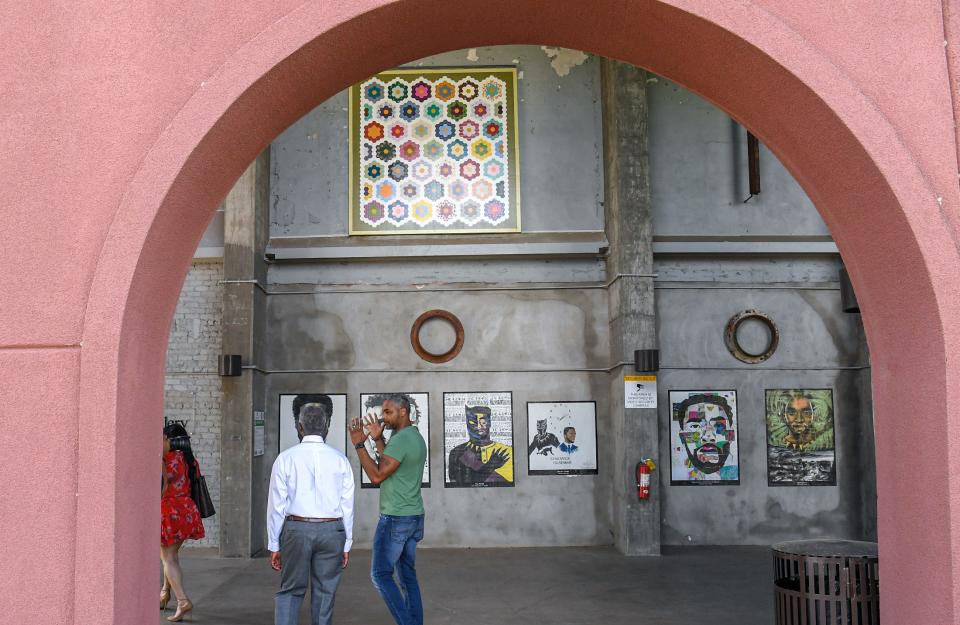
[411,309,464,363]
[724,309,779,364]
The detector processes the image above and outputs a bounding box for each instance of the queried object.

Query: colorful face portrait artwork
[765,389,836,486]
[443,392,514,487]
[349,67,520,234]
[358,393,431,488]
[527,402,598,476]
[279,394,347,454]
[669,390,740,485]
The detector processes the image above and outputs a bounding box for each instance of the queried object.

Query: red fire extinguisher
[636,459,657,500]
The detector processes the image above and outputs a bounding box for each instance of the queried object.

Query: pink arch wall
[2,1,959,623]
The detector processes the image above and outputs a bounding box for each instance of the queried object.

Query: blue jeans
[371,513,424,625]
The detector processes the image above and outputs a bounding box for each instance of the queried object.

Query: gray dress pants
[275,519,346,625]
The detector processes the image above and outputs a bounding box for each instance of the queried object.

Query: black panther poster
[443,391,514,487]
[527,401,598,476]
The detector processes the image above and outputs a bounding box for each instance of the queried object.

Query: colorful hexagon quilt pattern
[351,67,519,233]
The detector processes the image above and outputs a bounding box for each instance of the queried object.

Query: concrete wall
[164,260,224,547]
[653,257,875,545]
[261,288,613,547]
[647,75,875,545]
[647,76,827,237]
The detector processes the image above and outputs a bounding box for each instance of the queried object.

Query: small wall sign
[625,375,657,409]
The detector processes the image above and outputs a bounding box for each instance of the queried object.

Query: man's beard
[684,442,730,474]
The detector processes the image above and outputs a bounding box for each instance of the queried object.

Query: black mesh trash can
[773,539,879,625]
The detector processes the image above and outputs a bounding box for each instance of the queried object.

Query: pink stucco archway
[3,1,960,624]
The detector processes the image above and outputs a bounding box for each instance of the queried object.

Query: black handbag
[191,470,216,519]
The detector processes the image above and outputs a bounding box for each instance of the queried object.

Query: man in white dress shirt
[267,401,355,625]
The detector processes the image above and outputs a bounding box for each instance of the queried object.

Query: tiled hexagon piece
[399,141,421,162]
[459,159,481,181]
[436,200,458,223]
[363,81,385,102]
[471,179,493,201]
[410,120,432,140]
[423,140,444,161]
[362,200,386,224]
[411,160,433,182]
[363,121,385,143]
[446,139,468,161]
[484,199,507,223]
[447,100,467,121]
[434,79,456,102]
[461,199,482,224]
[434,120,456,141]
[376,180,397,201]
[399,101,419,122]
[458,120,480,140]
[471,139,492,160]
[375,141,396,161]
[449,179,468,201]
[424,180,444,201]
[411,80,432,102]
[387,80,409,103]
[411,200,433,224]
[387,200,409,225]
[387,161,409,182]
[458,79,479,102]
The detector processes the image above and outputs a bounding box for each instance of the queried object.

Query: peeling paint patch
[466,48,479,62]
[540,46,588,77]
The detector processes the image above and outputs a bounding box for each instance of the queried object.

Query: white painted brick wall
[165,260,223,548]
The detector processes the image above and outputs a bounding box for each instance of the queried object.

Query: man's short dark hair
[563,426,576,437]
[298,403,331,438]
[383,393,410,417]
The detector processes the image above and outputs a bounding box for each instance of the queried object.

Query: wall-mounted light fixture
[743,132,761,203]
[634,349,660,373]
[839,268,860,313]
[218,354,243,376]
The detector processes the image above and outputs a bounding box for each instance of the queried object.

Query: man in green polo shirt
[349,394,427,625]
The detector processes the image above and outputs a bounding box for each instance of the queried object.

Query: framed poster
[443,391,514,487]
[349,67,521,235]
[358,393,430,488]
[278,394,347,454]
[527,401,598,476]
[669,390,740,485]
[765,389,836,486]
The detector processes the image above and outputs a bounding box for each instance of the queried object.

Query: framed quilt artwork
[349,67,520,234]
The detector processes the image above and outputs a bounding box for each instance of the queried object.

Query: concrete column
[601,59,660,556]
[220,150,270,557]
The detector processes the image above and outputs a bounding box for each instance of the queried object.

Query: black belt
[286,515,340,523]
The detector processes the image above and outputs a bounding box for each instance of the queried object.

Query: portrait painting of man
[765,389,836,486]
[279,394,347,454]
[358,392,431,488]
[669,390,739,485]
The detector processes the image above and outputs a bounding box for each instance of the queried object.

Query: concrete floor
[161,546,773,624]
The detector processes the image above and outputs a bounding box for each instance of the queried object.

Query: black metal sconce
[634,349,660,373]
[218,354,243,376]
[743,132,761,203]
[839,268,860,313]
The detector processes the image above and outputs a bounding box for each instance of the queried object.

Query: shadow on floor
[161,546,773,625]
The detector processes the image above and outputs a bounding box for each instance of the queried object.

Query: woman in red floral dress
[160,422,205,622]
